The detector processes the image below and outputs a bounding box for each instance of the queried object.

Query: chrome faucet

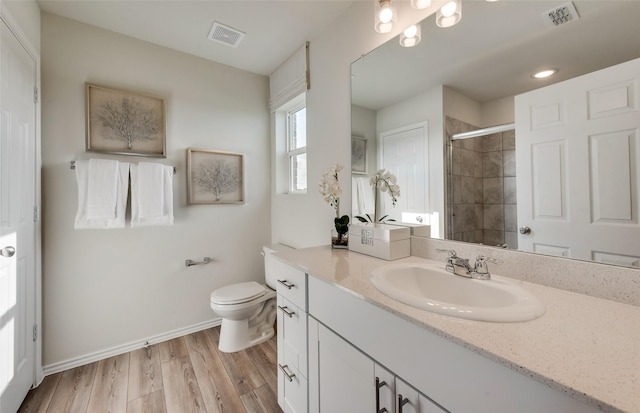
[437,249,502,280]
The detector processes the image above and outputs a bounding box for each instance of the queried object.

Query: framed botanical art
[351,136,368,174]
[86,83,166,157]
[187,148,244,204]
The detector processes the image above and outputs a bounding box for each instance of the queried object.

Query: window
[287,103,307,192]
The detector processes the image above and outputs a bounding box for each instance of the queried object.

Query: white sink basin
[371,261,545,322]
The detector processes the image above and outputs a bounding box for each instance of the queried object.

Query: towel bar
[185,257,212,267]
[70,160,176,174]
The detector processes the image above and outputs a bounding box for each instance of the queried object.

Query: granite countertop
[274,246,640,413]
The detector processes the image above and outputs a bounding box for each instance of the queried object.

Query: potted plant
[319,164,350,248]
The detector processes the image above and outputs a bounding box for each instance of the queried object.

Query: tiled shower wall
[446,117,518,249]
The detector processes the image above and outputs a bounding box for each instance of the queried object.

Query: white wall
[443,86,515,128]
[41,13,270,368]
[271,1,440,247]
[481,96,515,127]
[443,86,482,127]
[1,0,40,53]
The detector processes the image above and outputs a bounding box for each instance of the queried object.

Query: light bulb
[404,25,418,38]
[436,0,461,28]
[441,1,457,17]
[374,0,396,33]
[399,24,421,47]
[411,0,431,9]
[379,7,393,23]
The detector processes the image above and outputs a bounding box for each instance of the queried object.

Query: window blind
[269,41,309,112]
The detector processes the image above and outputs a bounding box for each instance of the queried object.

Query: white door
[0,16,37,412]
[379,122,429,223]
[515,58,640,266]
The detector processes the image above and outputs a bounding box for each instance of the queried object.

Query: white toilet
[210,245,280,353]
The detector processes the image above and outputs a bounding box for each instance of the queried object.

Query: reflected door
[0,16,37,412]
[379,122,429,223]
[515,58,640,266]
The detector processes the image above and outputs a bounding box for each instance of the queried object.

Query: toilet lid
[211,281,266,304]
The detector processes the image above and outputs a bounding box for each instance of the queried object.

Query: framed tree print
[351,136,367,174]
[187,148,244,204]
[86,83,166,157]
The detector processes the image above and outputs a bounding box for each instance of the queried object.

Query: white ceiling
[36,0,640,108]
[37,0,357,76]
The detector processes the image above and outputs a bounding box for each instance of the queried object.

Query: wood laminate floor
[18,326,283,413]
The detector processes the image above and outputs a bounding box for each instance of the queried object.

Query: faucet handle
[436,249,457,258]
[476,255,503,265]
[473,255,503,279]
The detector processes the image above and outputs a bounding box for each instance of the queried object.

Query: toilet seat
[210,281,266,305]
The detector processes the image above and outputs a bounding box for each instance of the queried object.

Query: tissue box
[348,222,410,260]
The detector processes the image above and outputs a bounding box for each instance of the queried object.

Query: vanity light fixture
[375,0,396,33]
[532,69,558,79]
[436,0,462,28]
[411,0,432,9]
[399,24,422,47]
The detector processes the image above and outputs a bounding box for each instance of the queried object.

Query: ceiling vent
[542,2,580,27]
[207,21,246,48]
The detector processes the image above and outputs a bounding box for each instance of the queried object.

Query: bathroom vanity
[274,246,639,413]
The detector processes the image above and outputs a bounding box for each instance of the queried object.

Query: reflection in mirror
[351,1,640,267]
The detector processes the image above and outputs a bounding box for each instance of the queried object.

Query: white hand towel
[74,160,129,229]
[130,162,174,227]
[87,159,118,219]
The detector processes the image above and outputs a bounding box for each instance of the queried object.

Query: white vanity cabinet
[307,275,601,413]
[308,317,447,413]
[275,261,308,413]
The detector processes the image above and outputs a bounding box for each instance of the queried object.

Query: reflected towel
[74,160,129,229]
[130,162,174,227]
[352,176,375,216]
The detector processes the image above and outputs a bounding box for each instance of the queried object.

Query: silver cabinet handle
[277,279,295,289]
[519,226,531,235]
[1,246,15,258]
[277,305,295,318]
[278,364,296,382]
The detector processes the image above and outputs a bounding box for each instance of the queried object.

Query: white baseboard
[43,318,222,376]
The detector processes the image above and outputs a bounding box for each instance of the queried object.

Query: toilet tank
[263,244,293,289]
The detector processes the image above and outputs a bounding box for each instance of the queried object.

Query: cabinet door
[397,378,449,413]
[277,295,308,377]
[278,363,308,413]
[317,323,374,413]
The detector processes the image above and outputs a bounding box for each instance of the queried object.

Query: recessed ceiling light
[532,69,558,79]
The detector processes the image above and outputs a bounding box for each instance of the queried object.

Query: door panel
[0,16,37,413]
[379,122,429,223]
[515,58,640,265]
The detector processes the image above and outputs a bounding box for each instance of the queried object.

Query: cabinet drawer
[276,261,307,310]
[278,363,308,413]
[277,295,308,377]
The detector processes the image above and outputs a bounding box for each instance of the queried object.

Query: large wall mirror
[351,0,640,268]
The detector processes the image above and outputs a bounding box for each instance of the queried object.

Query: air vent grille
[207,22,245,48]
[542,2,580,27]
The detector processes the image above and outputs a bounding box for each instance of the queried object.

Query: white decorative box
[386,222,431,237]
[348,222,410,260]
